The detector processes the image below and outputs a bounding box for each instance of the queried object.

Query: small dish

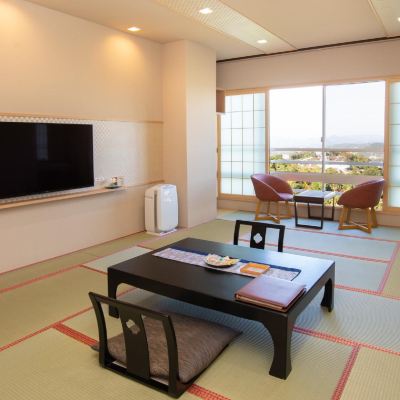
[205,254,239,268]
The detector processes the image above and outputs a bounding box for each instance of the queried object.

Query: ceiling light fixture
[257,39,268,44]
[398,17,400,22]
[199,8,213,15]
[128,26,141,32]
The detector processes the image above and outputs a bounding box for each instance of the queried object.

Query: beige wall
[163,41,217,228]
[0,0,162,121]
[217,39,400,89]
[162,41,189,226]
[0,0,163,272]
[186,42,217,227]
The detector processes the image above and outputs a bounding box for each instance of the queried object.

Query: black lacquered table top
[109,238,333,302]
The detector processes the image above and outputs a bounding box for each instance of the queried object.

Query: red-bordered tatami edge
[293,326,400,357]
[0,264,80,294]
[53,322,232,400]
[239,236,391,263]
[0,287,135,353]
[188,384,232,400]
[0,306,93,353]
[331,345,360,400]
[79,264,108,275]
[378,242,400,293]
[53,323,97,346]
[286,226,400,243]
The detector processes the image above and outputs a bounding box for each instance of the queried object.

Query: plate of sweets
[205,254,240,268]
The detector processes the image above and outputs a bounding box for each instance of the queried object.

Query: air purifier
[145,184,178,235]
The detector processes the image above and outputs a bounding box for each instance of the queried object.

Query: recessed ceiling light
[398,17,400,22]
[199,8,213,15]
[257,39,268,44]
[128,26,141,32]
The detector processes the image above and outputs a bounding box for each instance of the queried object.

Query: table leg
[320,202,324,229]
[321,276,335,312]
[108,274,120,318]
[331,197,336,220]
[263,319,294,379]
[294,200,299,226]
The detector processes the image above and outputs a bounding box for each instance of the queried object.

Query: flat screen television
[0,122,94,200]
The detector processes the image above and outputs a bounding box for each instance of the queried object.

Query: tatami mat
[2,215,400,399]
[66,289,350,400]
[220,210,400,241]
[261,244,387,292]
[83,246,150,272]
[142,219,236,250]
[296,289,400,352]
[0,329,198,400]
[0,251,95,291]
[341,347,400,400]
[239,229,396,261]
[381,253,400,298]
[83,232,153,257]
[0,267,106,347]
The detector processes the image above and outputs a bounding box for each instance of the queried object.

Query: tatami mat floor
[1,210,400,399]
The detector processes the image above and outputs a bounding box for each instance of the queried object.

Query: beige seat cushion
[102,313,240,383]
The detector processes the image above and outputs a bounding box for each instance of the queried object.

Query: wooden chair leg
[371,207,378,227]
[338,207,347,229]
[285,201,291,218]
[266,201,271,216]
[276,202,280,223]
[346,208,351,223]
[255,200,262,220]
[366,208,372,233]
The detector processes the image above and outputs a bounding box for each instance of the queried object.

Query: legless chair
[89,292,240,398]
[233,220,285,252]
[337,179,385,234]
[251,174,293,223]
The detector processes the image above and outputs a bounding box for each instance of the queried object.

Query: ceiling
[27,0,400,60]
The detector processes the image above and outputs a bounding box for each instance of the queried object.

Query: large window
[269,86,323,189]
[269,81,385,191]
[219,92,265,195]
[388,81,400,208]
[219,80,387,198]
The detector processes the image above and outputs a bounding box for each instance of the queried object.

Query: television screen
[0,122,94,199]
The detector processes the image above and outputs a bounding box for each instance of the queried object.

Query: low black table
[108,238,335,379]
[294,190,338,229]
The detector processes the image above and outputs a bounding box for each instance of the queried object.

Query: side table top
[294,190,337,200]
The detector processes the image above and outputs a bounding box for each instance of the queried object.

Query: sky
[269,81,385,149]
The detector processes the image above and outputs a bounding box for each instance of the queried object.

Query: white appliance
[145,184,178,235]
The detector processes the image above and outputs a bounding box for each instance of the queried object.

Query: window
[218,80,388,207]
[324,82,385,188]
[219,92,265,195]
[269,86,323,189]
[269,81,385,190]
[388,81,400,207]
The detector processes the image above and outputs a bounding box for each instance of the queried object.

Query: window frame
[217,88,268,201]
[218,76,400,213]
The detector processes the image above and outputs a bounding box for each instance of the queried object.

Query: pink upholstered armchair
[337,179,385,233]
[251,174,293,223]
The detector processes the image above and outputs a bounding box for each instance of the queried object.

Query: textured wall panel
[0,115,163,203]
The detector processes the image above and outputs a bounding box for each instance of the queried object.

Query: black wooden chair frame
[88,292,193,398]
[233,220,285,252]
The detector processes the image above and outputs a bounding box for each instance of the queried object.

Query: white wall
[0,0,163,272]
[217,39,400,89]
